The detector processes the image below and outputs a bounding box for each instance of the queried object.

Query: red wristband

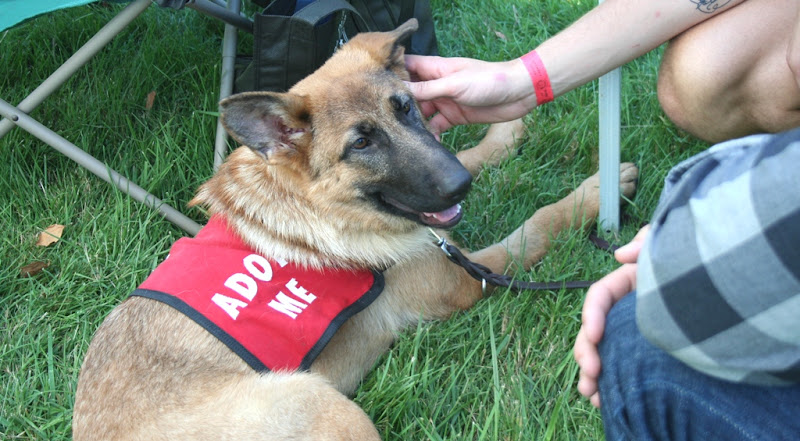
[520,50,553,105]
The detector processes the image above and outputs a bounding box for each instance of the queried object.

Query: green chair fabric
[1,0,97,31]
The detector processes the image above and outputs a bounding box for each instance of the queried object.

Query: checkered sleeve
[635,128,800,385]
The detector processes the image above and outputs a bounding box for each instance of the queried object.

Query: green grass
[0,1,709,439]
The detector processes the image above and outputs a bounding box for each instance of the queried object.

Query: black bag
[235,0,438,93]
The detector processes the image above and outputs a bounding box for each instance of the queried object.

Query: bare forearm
[404,0,748,129]
[534,0,747,99]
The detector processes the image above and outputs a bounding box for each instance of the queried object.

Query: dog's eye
[352,138,370,149]
[401,102,411,114]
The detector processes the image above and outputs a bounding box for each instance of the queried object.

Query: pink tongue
[423,204,461,223]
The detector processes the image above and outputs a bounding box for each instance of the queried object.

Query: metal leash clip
[428,228,487,296]
[427,228,452,258]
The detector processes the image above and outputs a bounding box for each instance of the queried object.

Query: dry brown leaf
[494,31,507,41]
[146,90,156,110]
[36,224,64,247]
[20,261,50,278]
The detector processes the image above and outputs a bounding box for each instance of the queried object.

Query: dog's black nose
[437,166,472,203]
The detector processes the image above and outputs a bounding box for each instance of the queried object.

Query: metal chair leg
[0,98,202,235]
[213,0,242,170]
[0,0,152,138]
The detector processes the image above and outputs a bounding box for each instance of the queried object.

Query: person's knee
[658,58,800,143]
[655,42,741,143]
[787,47,800,91]
[656,0,800,142]
[655,62,694,136]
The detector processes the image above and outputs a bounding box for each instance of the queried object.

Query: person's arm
[406,0,747,133]
[636,129,800,385]
[536,0,745,99]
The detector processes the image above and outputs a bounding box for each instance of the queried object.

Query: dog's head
[217,19,472,231]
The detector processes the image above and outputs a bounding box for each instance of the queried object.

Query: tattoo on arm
[690,0,733,13]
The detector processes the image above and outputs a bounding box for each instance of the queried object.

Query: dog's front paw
[619,162,638,198]
[575,162,638,202]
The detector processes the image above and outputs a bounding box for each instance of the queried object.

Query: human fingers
[574,326,601,378]
[577,369,602,408]
[427,112,455,135]
[590,392,601,408]
[417,100,438,119]
[404,54,473,81]
[404,54,433,81]
[574,265,637,408]
[405,76,460,102]
[574,326,602,401]
[404,54,434,79]
[581,264,637,345]
[613,224,650,264]
[424,100,533,133]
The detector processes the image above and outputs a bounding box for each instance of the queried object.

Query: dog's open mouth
[420,204,462,228]
[381,195,463,228]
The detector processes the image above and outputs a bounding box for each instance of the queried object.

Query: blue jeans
[598,293,800,441]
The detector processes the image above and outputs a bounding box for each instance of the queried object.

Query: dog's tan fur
[73,20,637,441]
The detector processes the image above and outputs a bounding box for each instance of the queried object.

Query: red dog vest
[131,215,384,372]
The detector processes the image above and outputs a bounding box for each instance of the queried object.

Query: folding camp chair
[0,0,252,235]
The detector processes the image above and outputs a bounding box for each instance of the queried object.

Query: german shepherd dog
[73,19,637,440]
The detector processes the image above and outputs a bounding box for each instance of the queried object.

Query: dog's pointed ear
[220,92,310,164]
[352,18,418,78]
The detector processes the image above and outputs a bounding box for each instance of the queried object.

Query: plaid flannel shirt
[636,128,800,385]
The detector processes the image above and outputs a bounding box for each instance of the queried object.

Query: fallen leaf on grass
[36,224,64,247]
[146,90,156,110]
[494,31,507,41]
[20,261,50,278]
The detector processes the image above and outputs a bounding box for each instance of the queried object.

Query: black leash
[430,229,619,293]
